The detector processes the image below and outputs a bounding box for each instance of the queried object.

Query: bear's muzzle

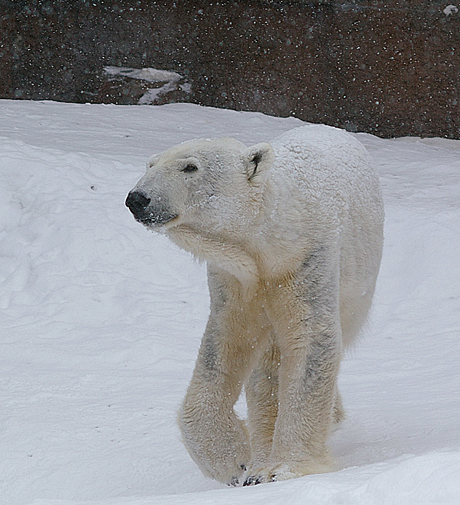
[125,191,178,226]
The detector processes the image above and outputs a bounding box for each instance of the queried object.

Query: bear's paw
[243,459,334,486]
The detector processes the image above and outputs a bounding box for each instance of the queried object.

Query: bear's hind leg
[245,340,280,471]
[333,389,345,425]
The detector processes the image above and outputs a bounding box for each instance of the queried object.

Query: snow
[103,67,183,84]
[103,67,190,105]
[137,82,180,106]
[443,5,459,16]
[0,100,459,505]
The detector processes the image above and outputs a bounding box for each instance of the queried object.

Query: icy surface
[0,100,459,505]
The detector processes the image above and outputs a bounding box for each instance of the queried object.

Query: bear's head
[126,137,275,237]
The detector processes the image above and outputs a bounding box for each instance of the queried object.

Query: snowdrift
[1,100,459,505]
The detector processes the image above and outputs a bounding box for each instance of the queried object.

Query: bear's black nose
[125,191,151,218]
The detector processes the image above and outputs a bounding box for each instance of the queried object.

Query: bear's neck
[166,178,307,288]
[167,225,260,291]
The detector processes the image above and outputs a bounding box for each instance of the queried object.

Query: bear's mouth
[136,211,179,228]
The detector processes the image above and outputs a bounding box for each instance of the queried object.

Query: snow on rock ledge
[99,66,192,106]
[103,66,183,84]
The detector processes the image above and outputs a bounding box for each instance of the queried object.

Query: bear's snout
[126,191,151,219]
[126,190,178,227]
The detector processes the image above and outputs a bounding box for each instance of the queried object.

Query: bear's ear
[244,143,275,183]
[147,154,161,169]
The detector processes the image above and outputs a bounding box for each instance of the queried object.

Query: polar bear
[126,124,384,486]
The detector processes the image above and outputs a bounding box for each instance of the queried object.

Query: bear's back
[270,124,381,219]
[272,124,371,183]
[259,125,383,280]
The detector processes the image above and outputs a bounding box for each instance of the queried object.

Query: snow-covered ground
[1,100,459,505]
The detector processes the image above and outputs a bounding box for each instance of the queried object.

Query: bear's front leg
[179,270,267,485]
[245,272,342,485]
[179,366,250,486]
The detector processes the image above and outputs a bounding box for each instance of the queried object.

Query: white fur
[128,124,384,485]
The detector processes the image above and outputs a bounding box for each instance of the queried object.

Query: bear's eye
[182,164,198,174]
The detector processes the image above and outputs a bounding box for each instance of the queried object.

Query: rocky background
[1,0,459,138]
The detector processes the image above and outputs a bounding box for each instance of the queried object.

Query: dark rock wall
[1,0,459,138]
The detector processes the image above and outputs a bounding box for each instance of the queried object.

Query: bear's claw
[228,476,240,487]
[226,464,248,486]
[243,474,275,486]
[243,475,260,486]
